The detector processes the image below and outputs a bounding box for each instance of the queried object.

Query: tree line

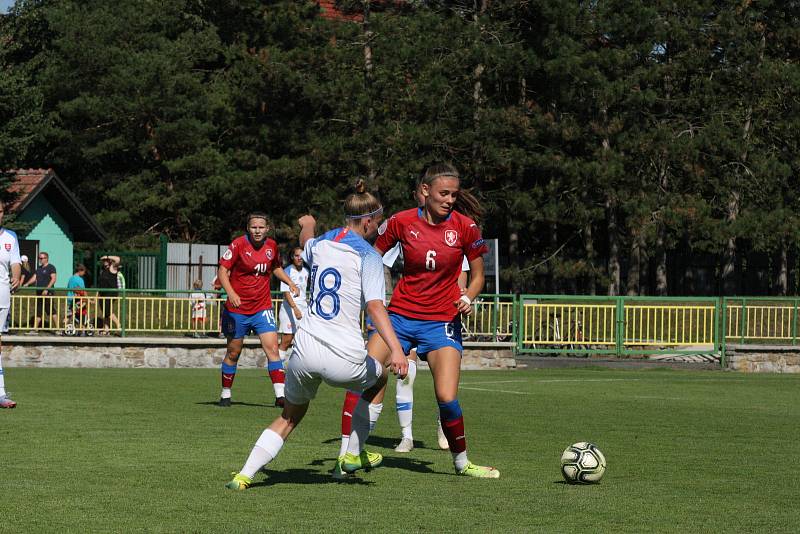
[2,0,799,296]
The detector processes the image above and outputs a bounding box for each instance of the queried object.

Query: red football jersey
[219,235,281,314]
[375,208,488,321]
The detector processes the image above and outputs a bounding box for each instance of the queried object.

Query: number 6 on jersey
[425,250,436,271]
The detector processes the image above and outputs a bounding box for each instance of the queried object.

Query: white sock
[339,435,350,458]
[220,388,231,399]
[0,354,6,397]
[278,349,287,361]
[396,360,416,439]
[273,382,285,398]
[453,451,469,471]
[241,429,284,478]
[368,402,383,432]
[347,398,371,456]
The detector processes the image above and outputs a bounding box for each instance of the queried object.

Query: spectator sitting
[66,264,88,333]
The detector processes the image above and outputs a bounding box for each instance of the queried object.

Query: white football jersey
[0,229,21,308]
[279,264,310,305]
[300,227,385,363]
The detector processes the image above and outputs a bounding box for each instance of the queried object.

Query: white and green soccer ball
[560,442,606,484]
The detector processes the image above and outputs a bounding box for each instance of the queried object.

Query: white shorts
[278,300,307,335]
[285,329,382,405]
[0,307,8,333]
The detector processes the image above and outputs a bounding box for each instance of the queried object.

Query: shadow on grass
[195,400,271,408]
[249,467,374,487]
[308,453,440,476]
[321,434,445,452]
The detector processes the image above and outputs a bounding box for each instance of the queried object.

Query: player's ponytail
[420,163,484,222]
[454,188,483,222]
[344,179,383,219]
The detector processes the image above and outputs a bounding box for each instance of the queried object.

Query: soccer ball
[560,442,606,484]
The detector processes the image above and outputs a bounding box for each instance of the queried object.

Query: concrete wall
[726,345,800,373]
[1,336,518,370]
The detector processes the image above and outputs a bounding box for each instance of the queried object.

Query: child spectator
[190,279,207,338]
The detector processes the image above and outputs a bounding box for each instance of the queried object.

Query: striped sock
[221,362,237,391]
[439,399,468,470]
[396,360,416,440]
[266,360,285,398]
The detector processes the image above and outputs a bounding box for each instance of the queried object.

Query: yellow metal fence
[518,296,720,355]
[8,291,517,341]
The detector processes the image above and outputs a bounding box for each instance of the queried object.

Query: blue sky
[0,0,14,13]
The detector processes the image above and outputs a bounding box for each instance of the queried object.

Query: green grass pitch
[2,366,799,532]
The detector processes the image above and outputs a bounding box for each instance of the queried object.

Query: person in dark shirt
[97,256,120,335]
[24,251,57,331]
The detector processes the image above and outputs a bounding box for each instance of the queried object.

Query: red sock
[221,362,237,389]
[266,360,285,385]
[442,416,467,454]
[341,390,361,436]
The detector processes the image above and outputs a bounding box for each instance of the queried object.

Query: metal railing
[518,295,720,359]
[13,290,800,366]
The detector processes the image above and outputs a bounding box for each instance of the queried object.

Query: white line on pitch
[534,378,642,383]
[460,386,532,395]
[460,380,530,385]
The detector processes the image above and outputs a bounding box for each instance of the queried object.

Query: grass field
[2,366,799,533]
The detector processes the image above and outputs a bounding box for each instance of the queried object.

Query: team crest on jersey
[266,249,273,260]
[378,220,388,236]
[222,248,233,261]
[444,230,458,247]
[3,243,10,251]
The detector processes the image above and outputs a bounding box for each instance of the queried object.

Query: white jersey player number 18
[309,265,342,320]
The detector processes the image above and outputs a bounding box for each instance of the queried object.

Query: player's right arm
[298,215,316,248]
[217,265,240,308]
[366,300,407,379]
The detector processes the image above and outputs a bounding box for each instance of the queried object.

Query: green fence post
[158,234,168,290]
[718,297,725,368]
[516,295,523,355]
[120,289,127,338]
[615,297,624,357]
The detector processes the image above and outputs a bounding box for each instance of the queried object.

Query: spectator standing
[97,256,120,335]
[19,255,32,286]
[25,251,57,332]
[0,200,21,408]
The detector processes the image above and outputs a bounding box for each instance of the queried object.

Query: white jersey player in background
[277,247,310,361]
[0,201,22,409]
[226,180,407,490]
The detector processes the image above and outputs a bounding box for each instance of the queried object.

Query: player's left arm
[455,225,487,315]
[455,256,484,315]
[273,267,299,297]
